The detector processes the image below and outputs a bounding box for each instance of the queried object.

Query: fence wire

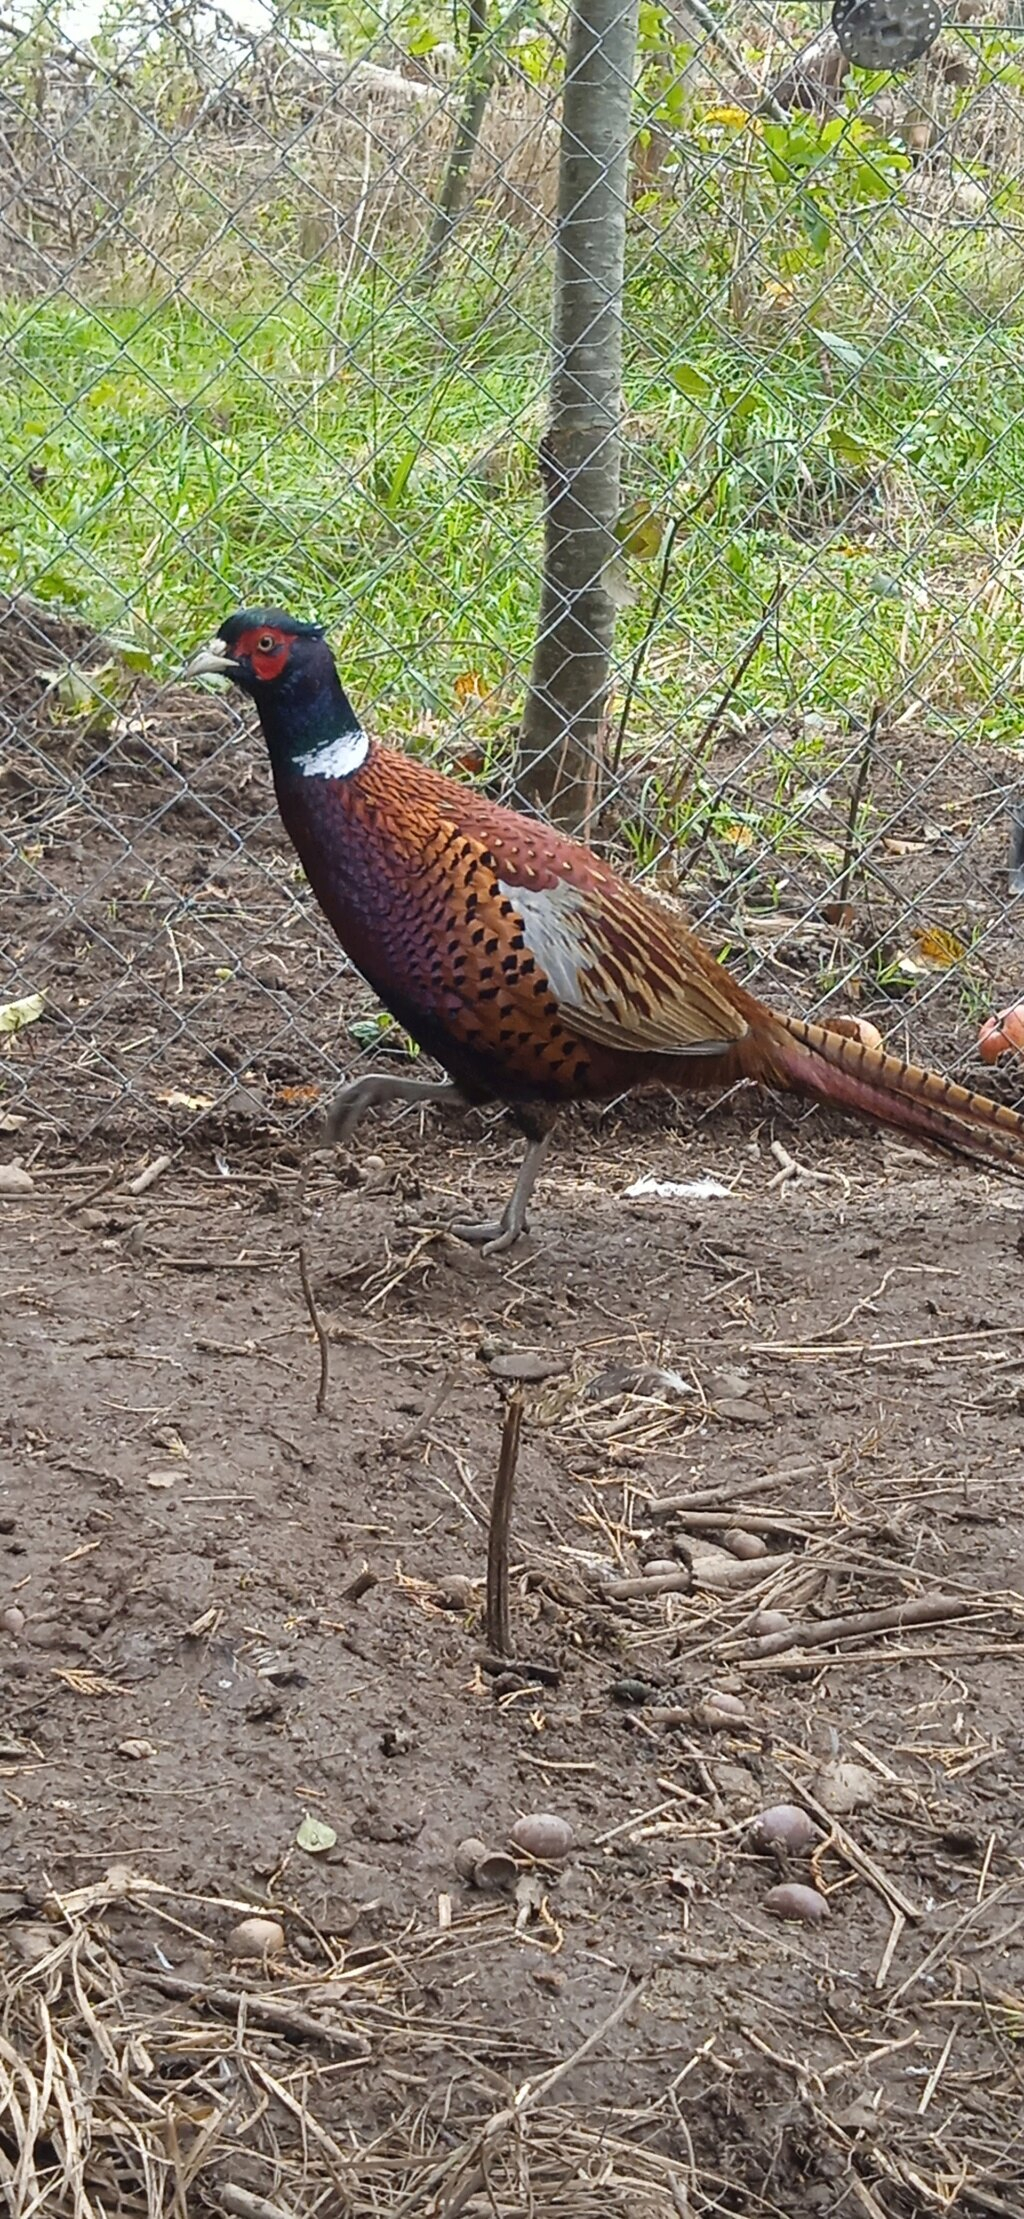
[2,0,1023,1150]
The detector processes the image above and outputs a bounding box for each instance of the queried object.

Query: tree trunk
[517,0,639,827]
[417,0,494,291]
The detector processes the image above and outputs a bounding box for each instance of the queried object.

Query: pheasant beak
[186,636,238,680]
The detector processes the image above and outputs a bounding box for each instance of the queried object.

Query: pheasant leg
[325,1073,458,1146]
[452,1130,553,1257]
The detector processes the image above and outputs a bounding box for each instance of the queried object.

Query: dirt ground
[3,596,1024,2218]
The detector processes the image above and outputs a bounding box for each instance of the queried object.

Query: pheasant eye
[257,632,278,654]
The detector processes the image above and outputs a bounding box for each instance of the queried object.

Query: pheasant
[188,608,1024,1252]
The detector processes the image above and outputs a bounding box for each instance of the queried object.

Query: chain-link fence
[3,0,1024,1151]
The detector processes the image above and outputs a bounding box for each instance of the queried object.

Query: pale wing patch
[500,880,587,1003]
[502,877,747,1057]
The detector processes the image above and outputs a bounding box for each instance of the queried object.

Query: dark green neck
[253,641,364,771]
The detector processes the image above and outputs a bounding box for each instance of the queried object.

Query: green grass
[4,205,1024,793]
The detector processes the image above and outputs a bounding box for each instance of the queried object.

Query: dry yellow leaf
[912,925,967,969]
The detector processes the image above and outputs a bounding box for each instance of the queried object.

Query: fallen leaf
[913,925,967,969]
[882,835,930,857]
[0,993,44,1036]
[296,1814,337,1854]
[159,1090,215,1111]
[453,670,488,703]
[0,1111,28,1132]
[146,1470,178,1490]
[275,1083,321,1105]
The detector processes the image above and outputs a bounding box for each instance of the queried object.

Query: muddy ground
[2,595,1024,2217]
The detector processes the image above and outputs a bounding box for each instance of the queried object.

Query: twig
[917,2024,956,2115]
[437,1978,643,2219]
[690,578,784,772]
[680,0,787,120]
[747,1594,974,1659]
[875,1908,906,1991]
[676,579,786,892]
[609,514,683,780]
[835,699,883,910]
[885,1880,1018,2009]
[599,1570,693,1601]
[667,1507,819,1537]
[389,1366,456,1455]
[417,0,494,290]
[220,2187,296,2219]
[73,1163,124,1210]
[648,1463,817,1519]
[144,1970,370,2055]
[486,1390,523,1656]
[125,1151,174,1196]
[297,1240,330,1416]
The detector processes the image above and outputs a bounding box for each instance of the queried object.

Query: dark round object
[832,0,941,69]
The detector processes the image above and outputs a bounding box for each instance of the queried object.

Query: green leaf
[811,327,867,374]
[669,362,714,404]
[799,195,831,258]
[615,498,666,559]
[296,1814,337,1854]
[828,425,875,472]
[726,389,760,430]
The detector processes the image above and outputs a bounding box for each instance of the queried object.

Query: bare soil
[2,596,1024,2218]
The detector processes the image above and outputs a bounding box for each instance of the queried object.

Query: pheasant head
[188,608,369,778]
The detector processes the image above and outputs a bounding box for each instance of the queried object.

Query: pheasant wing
[492,854,749,1058]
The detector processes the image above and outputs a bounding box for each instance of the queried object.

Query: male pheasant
[188,609,1024,1251]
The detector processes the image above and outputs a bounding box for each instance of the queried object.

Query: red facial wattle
[233,626,291,682]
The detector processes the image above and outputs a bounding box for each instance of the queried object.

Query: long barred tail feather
[757,1013,1024,1175]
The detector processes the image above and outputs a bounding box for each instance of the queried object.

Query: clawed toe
[451,1216,526,1256]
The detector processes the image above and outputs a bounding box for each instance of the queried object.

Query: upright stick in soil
[486,1389,524,1656]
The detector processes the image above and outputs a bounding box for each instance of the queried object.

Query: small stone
[433,1575,478,1611]
[1,1606,25,1638]
[0,1164,34,1196]
[722,1527,767,1561]
[228,1916,286,1960]
[608,1678,655,1706]
[712,1761,761,1808]
[117,1738,156,1760]
[454,1836,488,1880]
[509,1812,572,1862]
[750,1804,822,1855]
[485,1350,569,1384]
[814,1759,876,1815]
[766,1882,830,1924]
